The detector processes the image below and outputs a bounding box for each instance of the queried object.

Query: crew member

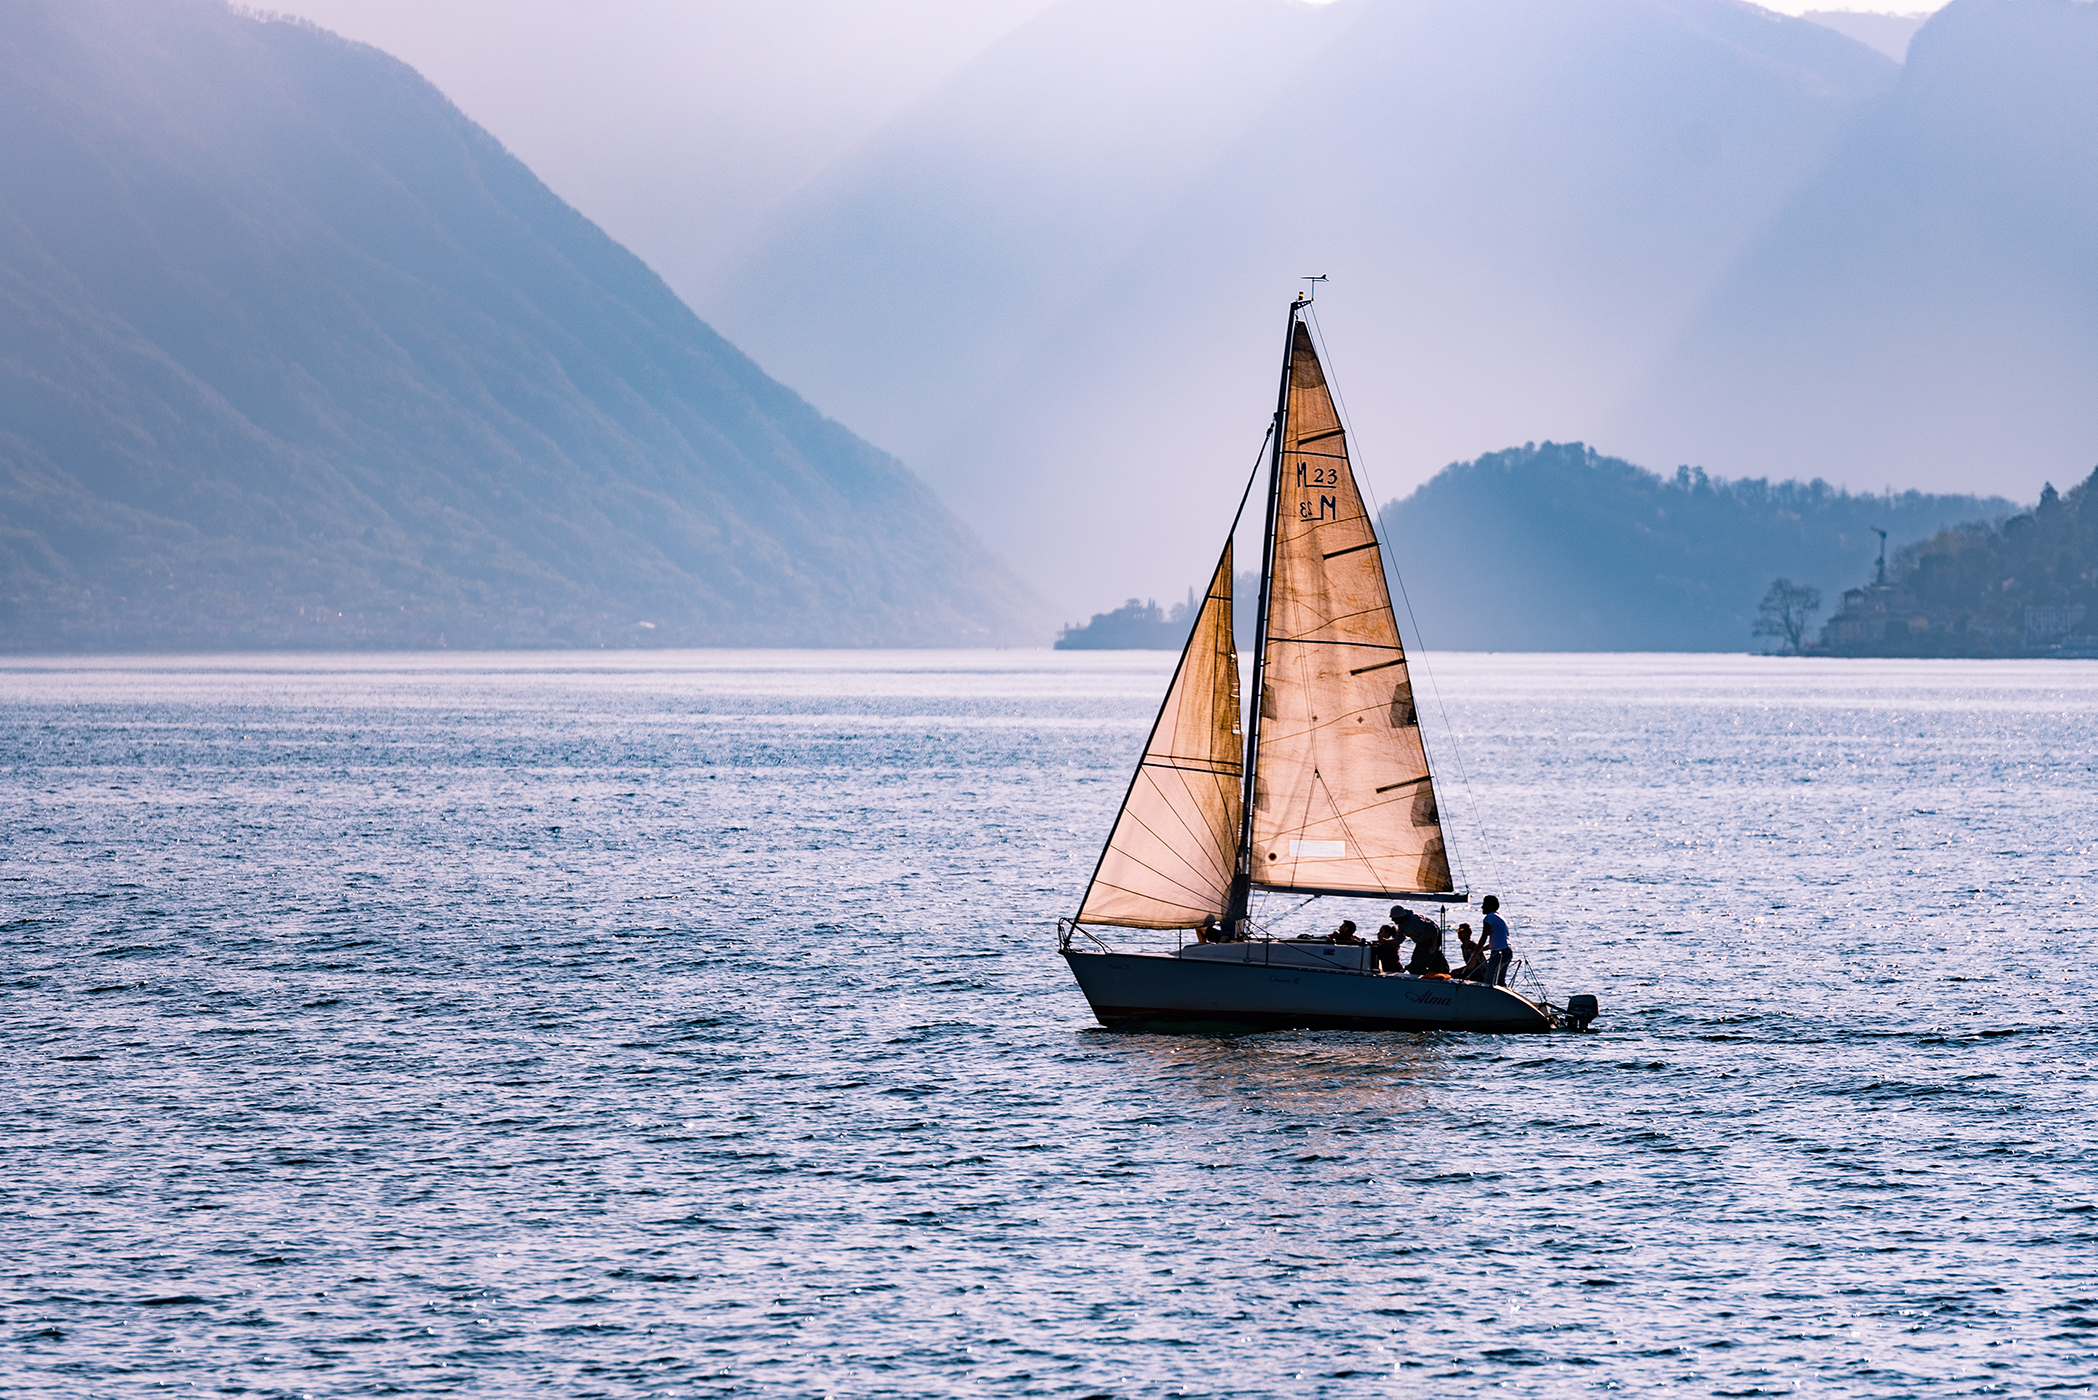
[1372,924,1404,973]
[1480,895,1513,987]
[1452,923,1487,980]
[1405,921,1450,976]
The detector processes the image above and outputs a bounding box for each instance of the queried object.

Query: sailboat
[1059,294,1597,1034]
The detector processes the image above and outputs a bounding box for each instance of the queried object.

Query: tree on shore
[1753,578,1822,654]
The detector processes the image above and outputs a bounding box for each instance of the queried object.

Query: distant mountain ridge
[1376,444,2015,652]
[0,0,1041,649]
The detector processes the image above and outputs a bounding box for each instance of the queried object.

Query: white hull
[1063,947,1556,1033]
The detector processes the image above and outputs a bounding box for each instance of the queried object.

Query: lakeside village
[1058,466,2098,658]
[1804,564,2094,659]
[1790,466,2098,658]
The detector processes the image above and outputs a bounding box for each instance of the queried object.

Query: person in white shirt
[1480,895,1513,987]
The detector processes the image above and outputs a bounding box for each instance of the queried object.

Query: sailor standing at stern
[1480,895,1514,987]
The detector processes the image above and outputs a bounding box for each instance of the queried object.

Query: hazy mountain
[702,0,1900,618]
[1618,0,2098,505]
[1801,10,1931,61]
[0,0,1041,650]
[1374,443,2015,651]
[701,0,2095,628]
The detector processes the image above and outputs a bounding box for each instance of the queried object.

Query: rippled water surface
[3,650,2095,1398]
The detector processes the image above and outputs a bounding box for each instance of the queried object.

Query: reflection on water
[2,650,2094,1397]
[1095,1030,1457,1122]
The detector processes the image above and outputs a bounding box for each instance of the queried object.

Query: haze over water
[3,650,2094,1397]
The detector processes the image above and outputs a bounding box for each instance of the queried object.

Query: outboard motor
[1562,994,1600,1031]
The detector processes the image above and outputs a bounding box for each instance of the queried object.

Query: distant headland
[1056,579,1258,652]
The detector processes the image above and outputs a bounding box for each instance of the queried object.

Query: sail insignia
[1075,544,1244,928]
[1247,322,1453,898]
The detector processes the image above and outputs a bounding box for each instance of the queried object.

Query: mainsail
[1247,322,1453,898]
[1075,545,1244,928]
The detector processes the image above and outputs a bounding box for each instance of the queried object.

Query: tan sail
[1076,544,1244,928]
[1249,322,1453,897]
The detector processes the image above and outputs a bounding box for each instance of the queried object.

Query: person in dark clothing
[1451,922,1488,980]
[1372,924,1404,973]
[1385,904,1446,975]
[1388,905,1425,941]
[1332,919,1364,945]
[1405,921,1451,976]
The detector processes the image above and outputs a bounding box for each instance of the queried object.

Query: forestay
[1075,545,1245,928]
[1249,324,1452,897]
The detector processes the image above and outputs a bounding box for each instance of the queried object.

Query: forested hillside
[1879,467,2098,651]
[0,0,1040,650]
[1374,444,2013,651]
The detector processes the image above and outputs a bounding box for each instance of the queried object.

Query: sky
[1764,1,1942,9]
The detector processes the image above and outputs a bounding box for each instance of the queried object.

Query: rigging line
[1307,765,1377,897]
[1247,890,1325,935]
[1230,422,1276,542]
[1275,893,1325,921]
[1390,560,1492,894]
[1302,305,1497,897]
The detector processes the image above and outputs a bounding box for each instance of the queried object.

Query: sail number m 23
[1295,462,1339,520]
[1296,463,1341,488]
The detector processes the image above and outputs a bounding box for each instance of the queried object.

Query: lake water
[3,650,2094,1398]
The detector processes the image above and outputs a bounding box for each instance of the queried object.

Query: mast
[1225,294,1305,934]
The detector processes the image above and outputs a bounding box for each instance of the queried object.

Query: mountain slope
[0,0,1041,649]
